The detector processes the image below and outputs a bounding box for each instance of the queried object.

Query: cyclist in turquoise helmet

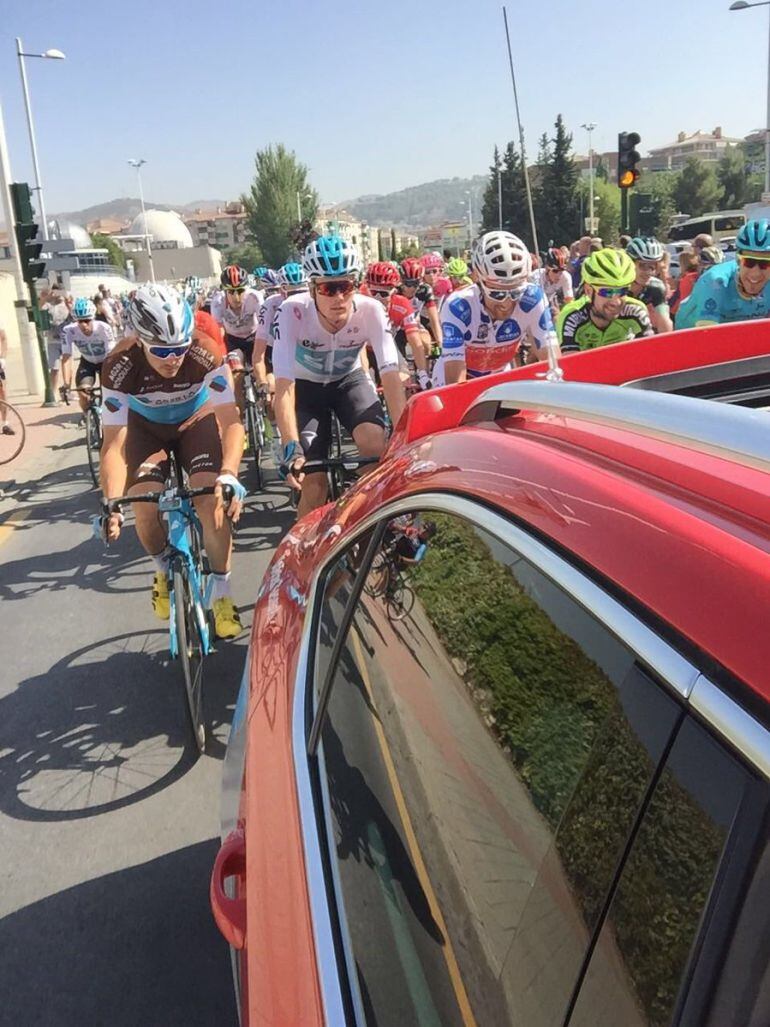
[676,218,770,329]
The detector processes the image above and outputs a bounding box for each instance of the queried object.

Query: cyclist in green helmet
[557,248,653,352]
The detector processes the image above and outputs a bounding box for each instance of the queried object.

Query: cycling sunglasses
[739,255,770,270]
[593,286,629,298]
[481,281,526,302]
[315,280,356,297]
[225,286,246,295]
[402,278,421,288]
[144,341,192,359]
[369,287,393,298]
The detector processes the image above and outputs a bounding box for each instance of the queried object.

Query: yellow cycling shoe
[212,596,242,639]
[152,571,170,621]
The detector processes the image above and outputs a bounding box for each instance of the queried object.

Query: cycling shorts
[296,368,385,462]
[125,410,222,487]
[76,358,102,386]
[264,344,273,375]
[224,332,255,365]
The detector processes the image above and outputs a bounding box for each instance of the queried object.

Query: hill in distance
[53,197,229,226]
[344,175,488,229]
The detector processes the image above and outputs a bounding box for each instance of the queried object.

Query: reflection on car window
[318,511,680,1025]
[571,719,750,1027]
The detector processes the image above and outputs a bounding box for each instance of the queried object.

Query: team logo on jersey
[209,375,229,393]
[477,323,490,341]
[448,297,472,326]
[496,318,521,342]
[517,285,540,313]
[104,397,122,414]
[301,339,323,350]
[442,322,465,349]
[538,309,554,332]
[704,297,718,313]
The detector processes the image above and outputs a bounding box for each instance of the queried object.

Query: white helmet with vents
[128,284,193,346]
[471,231,531,286]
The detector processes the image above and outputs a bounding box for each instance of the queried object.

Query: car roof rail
[461,380,770,474]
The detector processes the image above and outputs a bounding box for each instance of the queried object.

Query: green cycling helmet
[581,248,636,288]
[446,257,469,278]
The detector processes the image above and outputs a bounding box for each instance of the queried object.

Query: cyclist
[211,265,262,363]
[557,248,653,351]
[626,237,673,334]
[399,256,442,353]
[61,298,117,413]
[100,284,245,639]
[676,219,770,330]
[256,268,281,299]
[364,261,430,389]
[445,257,472,293]
[273,235,405,517]
[531,248,575,317]
[422,252,451,301]
[439,230,559,385]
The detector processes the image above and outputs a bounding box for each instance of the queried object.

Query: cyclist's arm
[215,400,245,477]
[424,301,442,344]
[440,303,468,384]
[274,378,299,446]
[252,339,268,386]
[526,288,561,362]
[649,304,673,334]
[100,424,128,499]
[380,369,406,428]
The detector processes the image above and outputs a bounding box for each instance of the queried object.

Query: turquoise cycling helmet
[73,297,96,320]
[252,265,268,280]
[736,219,770,253]
[279,261,308,287]
[303,234,361,278]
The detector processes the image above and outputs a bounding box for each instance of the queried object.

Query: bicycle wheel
[245,403,264,490]
[172,563,206,754]
[387,582,415,622]
[0,401,26,465]
[364,552,390,597]
[85,407,102,488]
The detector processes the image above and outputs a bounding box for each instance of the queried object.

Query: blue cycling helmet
[736,219,770,253]
[260,269,281,289]
[73,297,96,320]
[252,265,268,280]
[303,234,361,278]
[279,261,309,287]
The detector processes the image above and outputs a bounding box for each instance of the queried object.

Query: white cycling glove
[216,473,246,503]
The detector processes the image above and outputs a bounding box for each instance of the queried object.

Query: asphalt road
[0,409,291,1026]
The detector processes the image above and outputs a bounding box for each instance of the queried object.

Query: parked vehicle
[212,320,770,1027]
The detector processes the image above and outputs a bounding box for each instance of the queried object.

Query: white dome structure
[129,209,193,249]
[48,219,92,251]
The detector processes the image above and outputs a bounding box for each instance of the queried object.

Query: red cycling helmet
[365,262,401,288]
[400,257,423,283]
[221,264,248,290]
[545,247,566,270]
[421,252,444,271]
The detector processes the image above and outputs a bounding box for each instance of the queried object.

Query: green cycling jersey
[557,294,654,352]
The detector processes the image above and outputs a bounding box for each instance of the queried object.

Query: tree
[716,144,762,209]
[500,141,531,245]
[480,146,502,232]
[91,232,126,271]
[578,179,620,245]
[242,144,319,267]
[539,115,580,247]
[673,158,722,218]
[222,242,263,269]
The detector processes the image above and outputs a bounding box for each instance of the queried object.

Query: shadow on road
[0,629,246,822]
[0,839,237,1026]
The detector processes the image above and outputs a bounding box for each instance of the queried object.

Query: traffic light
[618,132,641,189]
[10,182,47,285]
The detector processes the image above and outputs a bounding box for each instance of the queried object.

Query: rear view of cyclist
[626,236,672,334]
[365,261,430,389]
[61,298,117,413]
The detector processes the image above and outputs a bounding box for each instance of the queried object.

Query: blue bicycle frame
[159,488,214,659]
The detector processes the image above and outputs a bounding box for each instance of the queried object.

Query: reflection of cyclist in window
[382,519,436,595]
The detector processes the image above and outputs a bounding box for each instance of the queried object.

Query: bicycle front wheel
[0,401,26,465]
[245,403,264,490]
[387,582,415,622]
[172,564,206,754]
[85,408,102,488]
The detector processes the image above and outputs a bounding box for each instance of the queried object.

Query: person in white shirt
[531,247,574,318]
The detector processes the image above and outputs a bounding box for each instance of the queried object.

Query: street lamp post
[581,122,597,233]
[465,189,474,245]
[128,158,155,283]
[730,0,770,194]
[497,167,503,230]
[16,38,65,238]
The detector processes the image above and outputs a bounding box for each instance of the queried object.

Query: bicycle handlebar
[300,456,380,474]
[59,385,102,406]
[103,484,233,515]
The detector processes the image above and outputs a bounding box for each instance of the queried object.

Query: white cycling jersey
[211,288,263,339]
[62,320,116,364]
[531,268,574,308]
[441,282,557,377]
[273,292,400,383]
[255,293,284,346]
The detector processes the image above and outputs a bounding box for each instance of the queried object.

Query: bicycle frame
[158,490,214,659]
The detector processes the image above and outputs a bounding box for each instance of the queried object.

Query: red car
[212,321,770,1026]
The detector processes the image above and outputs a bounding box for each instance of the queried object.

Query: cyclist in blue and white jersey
[676,219,770,330]
[437,231,560,385]
[61,298,117,414]
[254,262,310,389]
[100,285,245,638]
[273,234,405,517]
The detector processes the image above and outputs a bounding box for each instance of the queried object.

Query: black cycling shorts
[224,332,255,365]
[296,368,385,462]
[125,410,223,487]
[76,358,102,386]
[264,343,273,375]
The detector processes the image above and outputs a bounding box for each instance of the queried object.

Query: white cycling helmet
[302,233,362,279]
[472,231,531,286]
[128,284,193,346]
[626,236,665,263]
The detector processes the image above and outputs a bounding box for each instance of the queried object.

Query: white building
[183,203,249,250]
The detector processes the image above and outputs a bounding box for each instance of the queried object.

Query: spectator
[590,237,603,251]
[692,233,714,257]
[570,236,592,288]
[42,288,72,399]
[618,234,632,249]
[670,251,699,319]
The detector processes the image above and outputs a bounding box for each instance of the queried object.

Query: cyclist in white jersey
[531,247,574,318]
[61,298,116,413]
[273,234,405,517]
[210,265,263,362]
[437,231,560,386]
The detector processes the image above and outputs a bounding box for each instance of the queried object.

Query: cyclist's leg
[47,337,62,398]
[224,333,253,415]
[334,368,387,459]
[75,359,98,413]
[126,418,173,616]
[296,378,332,517]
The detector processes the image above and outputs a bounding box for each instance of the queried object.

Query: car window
[316,510,681,1025]
[569,718,752,1027]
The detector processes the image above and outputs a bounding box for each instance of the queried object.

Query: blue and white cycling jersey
[676,261,770,329]
[62,320,116,364]
[273,292,400,383]
[440,283,558,378]
[255,293,284,347]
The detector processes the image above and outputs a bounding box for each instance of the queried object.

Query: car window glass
[570,719,750,1027]
[317,511,680,1026]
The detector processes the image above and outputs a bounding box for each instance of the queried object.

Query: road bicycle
[364,541,416,622]
[100,482,234,755]
[242,370,269,489]
[61,384,102,488]
[294,453,379,505]
[0,400,26,465]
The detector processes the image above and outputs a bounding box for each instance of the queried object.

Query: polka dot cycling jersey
[440,282,557,376]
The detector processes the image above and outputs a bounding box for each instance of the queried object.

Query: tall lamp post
[581,122,597,234]
[730,0,770,194]
[128,158,155,283]
[16,39,65,238]
[465,189,474,246]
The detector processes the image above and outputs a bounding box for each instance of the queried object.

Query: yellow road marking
[0,507,30,547]
[349,628,478,1027]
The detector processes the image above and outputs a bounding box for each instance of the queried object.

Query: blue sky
[0,0,765,214]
